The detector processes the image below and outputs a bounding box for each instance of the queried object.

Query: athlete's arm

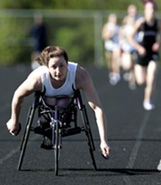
[6,69,42,136]
[75,65,110,158]
[128,17,146,56]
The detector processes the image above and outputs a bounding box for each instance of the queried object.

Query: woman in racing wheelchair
[6,46,110,159]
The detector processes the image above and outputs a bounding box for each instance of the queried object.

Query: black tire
[85,129,97,170]
[17,117,32,170]
[54,120,59,176]
[89,146,97,170]
[19,107,32,151]
[17,106,35,170]
[81,105,97,170]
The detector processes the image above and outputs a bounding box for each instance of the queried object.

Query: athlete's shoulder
[134,17,145,30]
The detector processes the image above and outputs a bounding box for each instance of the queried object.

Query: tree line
[0,0,160,65]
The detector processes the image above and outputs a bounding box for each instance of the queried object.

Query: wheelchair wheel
[54,119,60,176]
[88,138,97,170]
[17,127,30,170]
[85,128,97,170]
[81,105,97,170]
[17,106,35,170]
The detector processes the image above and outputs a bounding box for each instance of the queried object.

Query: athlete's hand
[100,141,110,159]
[6,119,21,136]
[137,45,146,56]
[152,42,160,52]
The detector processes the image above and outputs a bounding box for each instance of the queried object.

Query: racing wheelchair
[17,88,97,175]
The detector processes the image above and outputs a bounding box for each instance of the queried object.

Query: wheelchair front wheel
[54,120,60,176]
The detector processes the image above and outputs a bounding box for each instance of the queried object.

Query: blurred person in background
[102,13,121,86]
[6,46,110,159]
[129,0,161,110]
[119,4,139,90]
[30,14,48,70]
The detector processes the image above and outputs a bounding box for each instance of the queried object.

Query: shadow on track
[19,168,159,176]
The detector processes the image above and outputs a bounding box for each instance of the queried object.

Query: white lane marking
[123,112,151,185]
[0,135,39,165]
[127,112,150,169]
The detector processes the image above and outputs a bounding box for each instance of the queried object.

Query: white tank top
[40,62,78,97]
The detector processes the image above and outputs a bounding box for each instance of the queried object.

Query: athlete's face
[128,5,137,17]
[144,2,155,20]
[48,56,68,82]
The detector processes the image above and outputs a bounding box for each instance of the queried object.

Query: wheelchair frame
[17,89,97,175]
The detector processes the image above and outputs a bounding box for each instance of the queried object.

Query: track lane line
[0,134,39,166]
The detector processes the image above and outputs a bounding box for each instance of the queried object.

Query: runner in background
[30,14,48,70]
[102,13,121,86]
[129,0,161,110]
[119,4,139,90]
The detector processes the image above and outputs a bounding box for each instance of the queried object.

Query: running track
[0,64,161,185]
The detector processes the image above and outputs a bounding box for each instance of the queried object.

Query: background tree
[0,0,160,65]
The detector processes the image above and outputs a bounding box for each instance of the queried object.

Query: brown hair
[140,0,157,10]
[36,46,68,66]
